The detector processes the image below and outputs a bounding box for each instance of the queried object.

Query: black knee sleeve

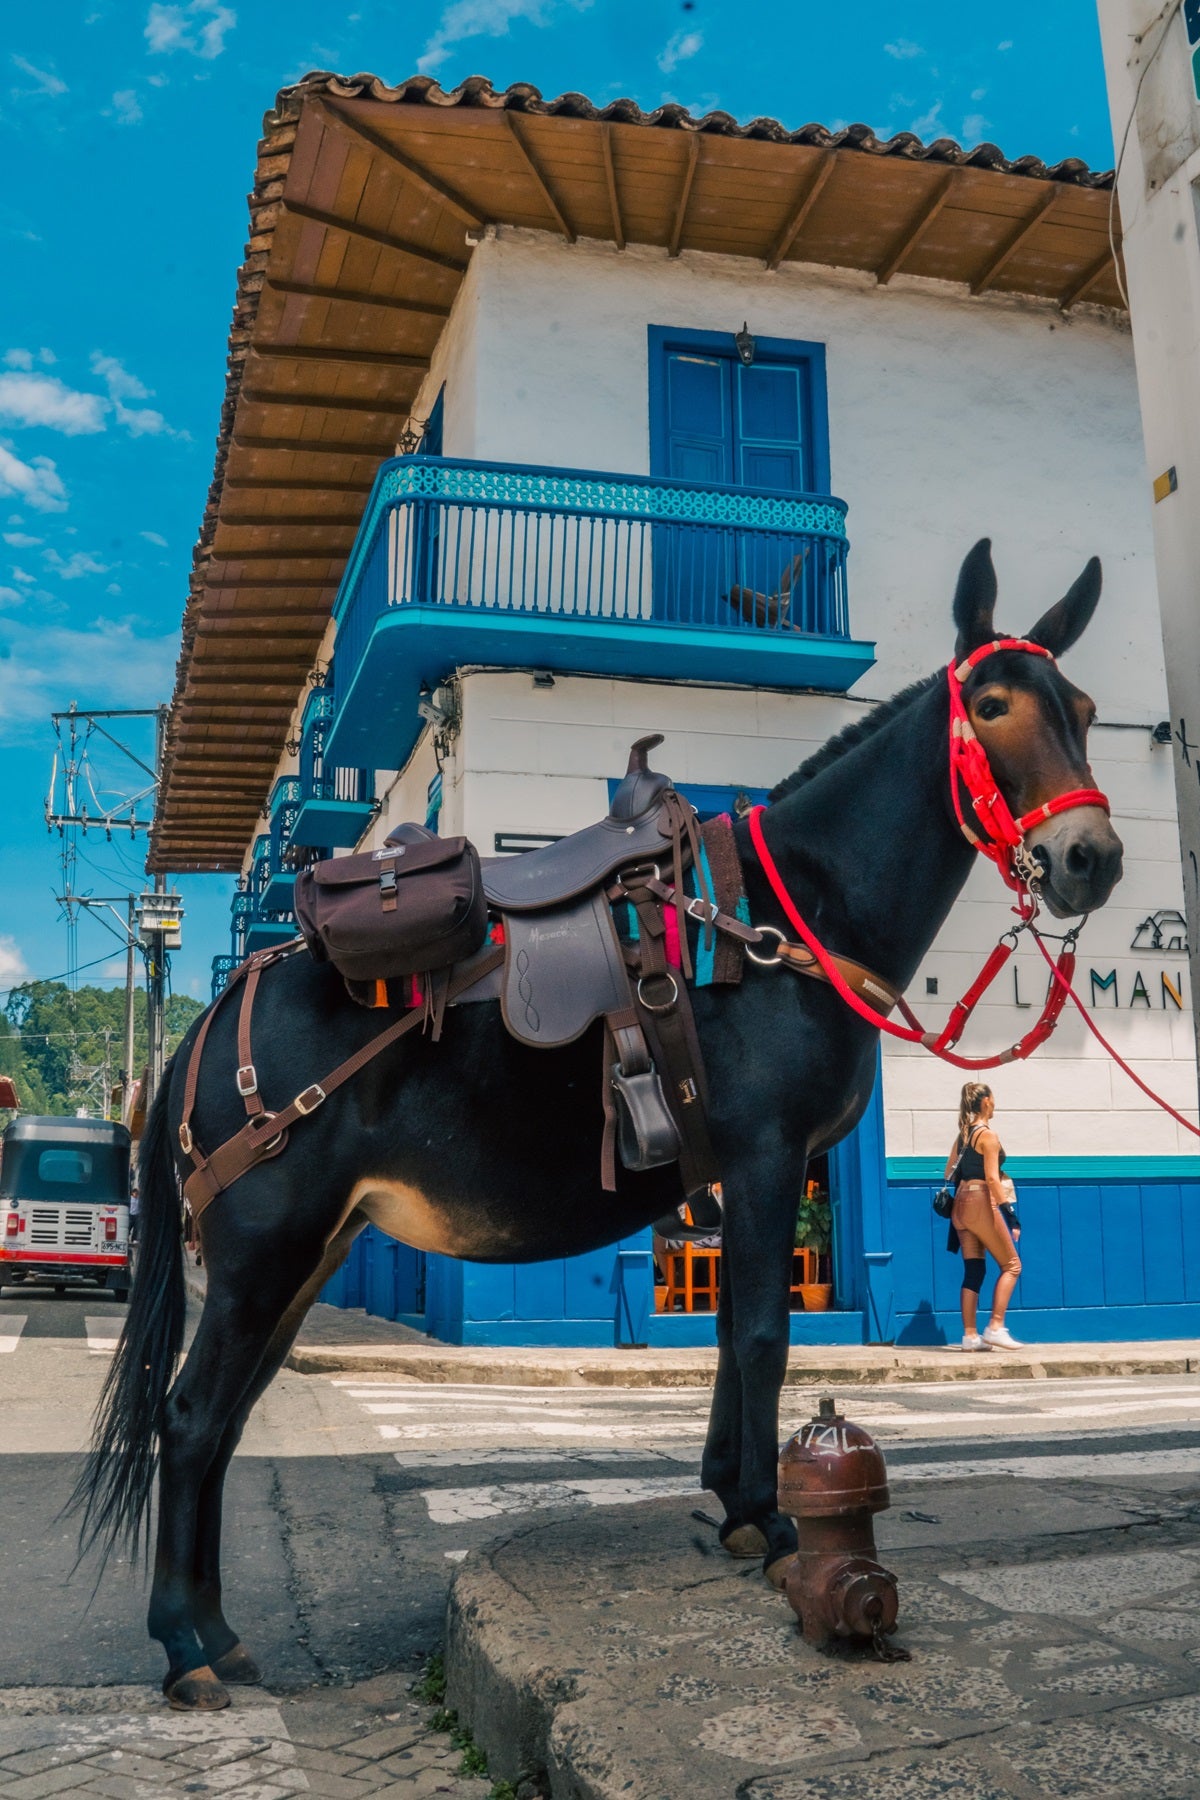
[962,1257,986,1294]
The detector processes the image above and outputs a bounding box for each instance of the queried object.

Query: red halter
[744,637,1112,1071]
[947,638,1110,889]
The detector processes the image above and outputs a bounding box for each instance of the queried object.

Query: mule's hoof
[765,1552,795,1591]
[165,1666,231,1712]
[212,1643,262,1685]
[721,1523,769,1559]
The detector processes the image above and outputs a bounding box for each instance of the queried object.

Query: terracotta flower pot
[797,1282,833,1312]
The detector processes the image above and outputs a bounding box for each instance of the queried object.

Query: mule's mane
[769,673,940,803]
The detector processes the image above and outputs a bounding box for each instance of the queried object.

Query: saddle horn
[611,735,671,820]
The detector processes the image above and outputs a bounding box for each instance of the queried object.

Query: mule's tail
[70,1055,186,1563]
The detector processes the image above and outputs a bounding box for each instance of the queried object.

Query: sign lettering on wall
[1087,968,1185,1010]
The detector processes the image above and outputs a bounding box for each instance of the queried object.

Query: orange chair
[659,1241,722,1312]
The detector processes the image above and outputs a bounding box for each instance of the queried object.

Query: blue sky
[0,0,1114,1003]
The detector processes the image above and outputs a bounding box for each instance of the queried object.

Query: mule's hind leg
[149,1259,323,1709]
[190,1217,365,1685]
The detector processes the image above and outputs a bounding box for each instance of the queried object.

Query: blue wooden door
[651,332,824,626]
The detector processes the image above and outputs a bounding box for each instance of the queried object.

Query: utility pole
[122,895,137,1124]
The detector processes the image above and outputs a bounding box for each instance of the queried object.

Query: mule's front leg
[700,1256,763,1558]
[717,1157,803,1580]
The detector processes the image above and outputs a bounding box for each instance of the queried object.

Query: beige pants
[953,1179,1021,1277]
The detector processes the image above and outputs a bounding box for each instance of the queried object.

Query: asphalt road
[5,1286,1200,1696]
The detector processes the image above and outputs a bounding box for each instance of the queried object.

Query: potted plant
[794,1190,833,1311]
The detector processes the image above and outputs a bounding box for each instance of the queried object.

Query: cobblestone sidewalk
[0,1670,504,1800]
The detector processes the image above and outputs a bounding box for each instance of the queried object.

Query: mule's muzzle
[1026,806,1124,918]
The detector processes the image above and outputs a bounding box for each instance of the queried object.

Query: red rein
[747,637,1121,1075]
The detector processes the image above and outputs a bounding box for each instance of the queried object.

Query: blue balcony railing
[295,687,375,849]
[211,954,238,1000]
[324,457,874,769]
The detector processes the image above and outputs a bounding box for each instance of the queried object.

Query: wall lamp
[734,322,756,366]
[398,417,427,455]
[1151,720,1173,747]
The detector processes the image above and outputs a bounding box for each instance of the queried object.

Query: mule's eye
[976,697,1008,721]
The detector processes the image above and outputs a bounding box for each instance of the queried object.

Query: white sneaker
[982,1323,1023,1349]
[961,1332,991,1351]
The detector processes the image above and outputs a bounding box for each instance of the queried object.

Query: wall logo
[1131,909,1189,953]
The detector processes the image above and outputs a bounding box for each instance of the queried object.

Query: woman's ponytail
[958,1082,992,1144]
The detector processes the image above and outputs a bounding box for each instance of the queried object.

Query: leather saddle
[470,735,714,1191]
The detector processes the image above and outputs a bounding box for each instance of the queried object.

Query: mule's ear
[953,538,998,660]
[1027,557,1102,657]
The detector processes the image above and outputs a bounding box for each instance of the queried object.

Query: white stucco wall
[350,226,1195,1159]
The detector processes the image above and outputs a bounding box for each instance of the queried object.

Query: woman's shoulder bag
[932,1126,980,1219]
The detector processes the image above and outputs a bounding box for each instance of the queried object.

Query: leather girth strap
[775,940,902,1013]
[180,946,504,1223]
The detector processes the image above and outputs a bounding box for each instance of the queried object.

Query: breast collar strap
[947,638,1109,890]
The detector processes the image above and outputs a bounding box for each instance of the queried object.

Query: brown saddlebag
[294,823,487,981]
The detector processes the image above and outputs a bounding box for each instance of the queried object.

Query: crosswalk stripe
[394,1446,698,1469]
[420,1474,704,1524]
[84,1317,122,1355]
[0,1316,27,1354]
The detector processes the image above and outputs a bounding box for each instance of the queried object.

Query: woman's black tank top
[958,1125,1005,1182]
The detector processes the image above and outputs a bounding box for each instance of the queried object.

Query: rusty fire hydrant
[778,1395,908,1660]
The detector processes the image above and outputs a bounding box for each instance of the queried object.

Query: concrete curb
[285,1343,1199,1385]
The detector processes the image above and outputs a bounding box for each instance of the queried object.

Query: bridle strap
[946,637,1109,887]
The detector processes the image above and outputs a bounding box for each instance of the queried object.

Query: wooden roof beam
[316,100,485,228]
[249,342,430,372]
[231,434,391,457]
[766,150,836,271]
[240,387,413,417]
[600,123,625,250]
[971,184,1059,295]
[204,550,347,563]
[217,513,359,529]
[668,134,701,258]
[283,199,467,273]
[224,476,373,493]
[1059,246,1116,310]
[265,278,451,319]
[876,169,958,285]
[505,114,575,242]
[198,576,339,589]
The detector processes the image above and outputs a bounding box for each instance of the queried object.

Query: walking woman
[945,1081,1023,1351]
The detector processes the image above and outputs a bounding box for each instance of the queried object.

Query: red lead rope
[746,805,1076,1071]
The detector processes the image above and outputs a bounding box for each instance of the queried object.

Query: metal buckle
[684,895,717,923]
[746,924,785,967]
[636,972,679,1013]
[294,1083,327,1116]
[236,1064,258,1097]
[178,1123,193,1156]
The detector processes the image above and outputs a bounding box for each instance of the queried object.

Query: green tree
[3,982,203,1118]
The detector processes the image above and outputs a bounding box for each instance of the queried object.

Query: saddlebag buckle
[236,1063,258,1098]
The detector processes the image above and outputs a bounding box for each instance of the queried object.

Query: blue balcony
[211,954,238,1000]
[324,456,875,770]
[295,689,376,849]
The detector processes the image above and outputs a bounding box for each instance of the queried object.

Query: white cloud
[417,0,585,74]
[145,1,236,59]
[42,548,110,580]
[3,531,41,547]
[38,349,55,365]
[0,448,67,513]
[91,352,180,437]
[971,86,987,102]
[110,89,143,124]
[10,54,67,97]
[0,588,23,609]
[3,349,33,371]
[657,28,703,73]
[0,372,107,435]
[997,39,1013,50]
[910,102,943,139]
[0,615,177,743]
[140,529,168,547]
[961,113,989,144]
[10,567,35,584]
[884,39,922,59]
[0,936,30,990]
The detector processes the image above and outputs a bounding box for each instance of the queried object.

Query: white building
[155,74,1198,1345]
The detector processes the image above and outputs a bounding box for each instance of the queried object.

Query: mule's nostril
[1065,840,1094,879]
